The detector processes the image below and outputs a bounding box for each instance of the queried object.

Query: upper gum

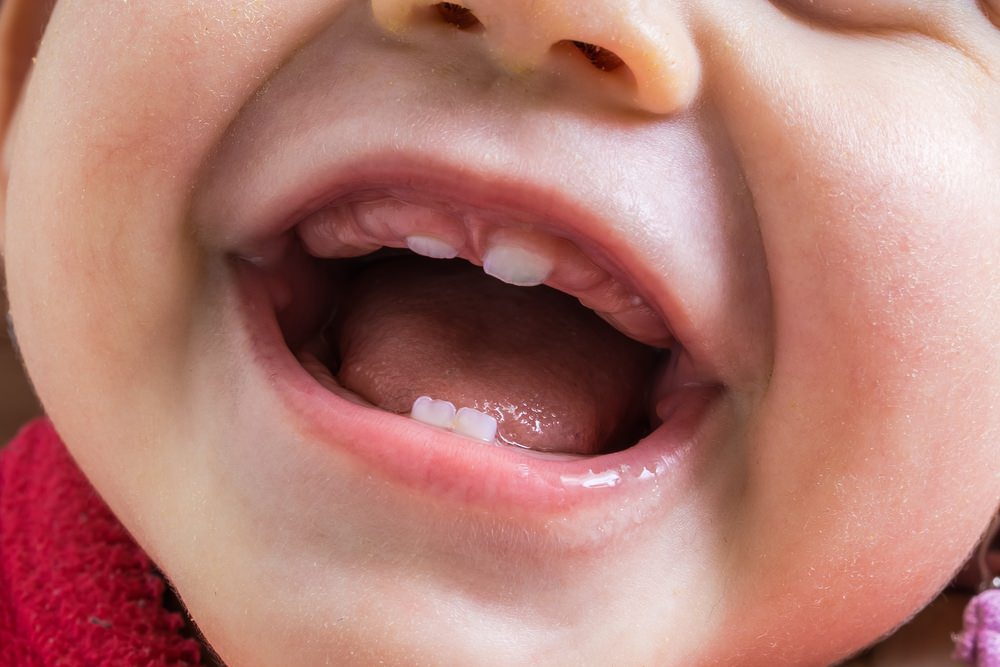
[296,195,673,348]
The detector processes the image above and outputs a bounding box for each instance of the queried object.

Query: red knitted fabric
[0,419,203,666]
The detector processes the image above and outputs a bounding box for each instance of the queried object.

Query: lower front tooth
[410,396,458,429]
[454,407,498,442]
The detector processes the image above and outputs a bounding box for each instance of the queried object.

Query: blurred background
[1,279,41,443]
[0,0,46,442]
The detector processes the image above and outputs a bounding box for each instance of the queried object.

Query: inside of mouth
[263,212,674,458]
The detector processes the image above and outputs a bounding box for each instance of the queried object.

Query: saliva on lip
[558,458,667,489]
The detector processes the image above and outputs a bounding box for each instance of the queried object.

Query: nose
[371,0,702,115]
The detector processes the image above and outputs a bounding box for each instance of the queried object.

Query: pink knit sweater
[0,420,203,666]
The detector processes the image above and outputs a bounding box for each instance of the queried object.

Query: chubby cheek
[5,2,345,523]
[703,8,1000,657]
[757,109,999,463]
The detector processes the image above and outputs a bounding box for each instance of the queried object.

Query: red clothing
[0,420,203,666]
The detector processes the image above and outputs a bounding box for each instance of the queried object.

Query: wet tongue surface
[332,256,657,456]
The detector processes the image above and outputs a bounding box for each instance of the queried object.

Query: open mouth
[230,166,722,510]
[299,250,662,458]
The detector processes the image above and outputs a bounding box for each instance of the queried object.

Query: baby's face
[4,1,999,664]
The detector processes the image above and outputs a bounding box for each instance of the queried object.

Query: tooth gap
[569,41,625,72]
[435,3,482,30]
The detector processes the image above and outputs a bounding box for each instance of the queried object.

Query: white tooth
[410,396,457,430]
[454,407,498,442]
[406,235,460,260]
[482,245,553,287]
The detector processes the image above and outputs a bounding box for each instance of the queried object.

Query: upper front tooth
[454,407,498,442]
[410,396,458,429]
[406,235,460,260]
[483,245,554,287]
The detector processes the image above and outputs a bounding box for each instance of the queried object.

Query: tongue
[333,256,657,455]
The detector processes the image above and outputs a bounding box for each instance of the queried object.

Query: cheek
[702,6,1000,652]
[710,9,1000,476]
[3,1,345,526]
[773,141,996,418]
[759,88,999,460]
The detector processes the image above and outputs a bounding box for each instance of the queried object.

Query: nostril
[568,41,625,73]
[435,3,482,30]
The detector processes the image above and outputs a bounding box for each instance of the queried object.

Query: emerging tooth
[406,235,460,260]
[483,245,553,287]
[454,407,498,442]
[410,396,458,429]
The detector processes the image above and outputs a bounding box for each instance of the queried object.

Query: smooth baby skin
[2,1,1000,665]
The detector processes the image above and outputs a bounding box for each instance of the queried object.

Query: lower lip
[234,259,723,515]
